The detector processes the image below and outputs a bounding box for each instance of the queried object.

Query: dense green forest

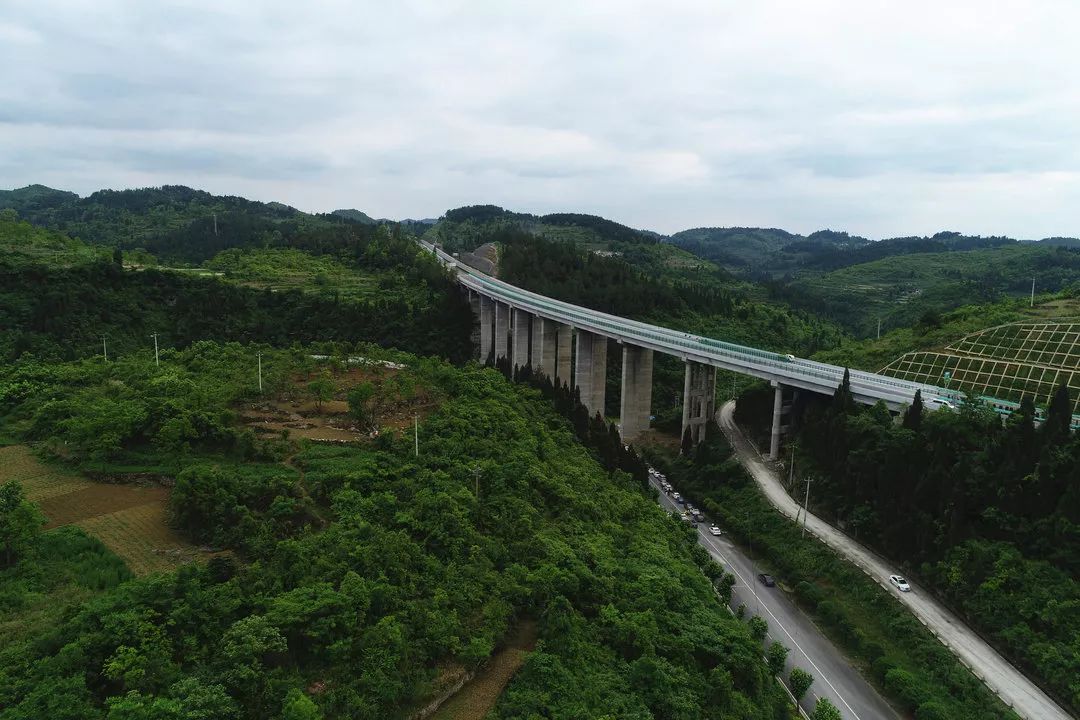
[737,378,1080,712]
[0,345,793,719]
[0,213,473,363]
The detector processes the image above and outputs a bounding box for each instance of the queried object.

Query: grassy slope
[814,293,1080,371]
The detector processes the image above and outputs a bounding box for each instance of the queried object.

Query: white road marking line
[651,480,865,720]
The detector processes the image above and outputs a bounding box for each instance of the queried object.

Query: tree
[902,390,923,431]
[281,688,323,720]
[748,615,768,642]
[113,246,124,266]
[812,697,842,720]
[347,382,376,427]
[766,641,789,676]
[0,481,45,568]
[832,368,856,416]
[307,377,335,412]
[1043,382,1072,442]
[681,426,694,456]
[715,573,736,604]
[789,667,813,701]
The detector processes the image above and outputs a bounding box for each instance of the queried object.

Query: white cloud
[2,0,1079,238]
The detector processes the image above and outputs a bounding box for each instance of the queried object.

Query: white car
[889,574,911,592]
[709,525,723,536]
[672,493,684,503]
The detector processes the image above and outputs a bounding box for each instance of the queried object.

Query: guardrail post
[620,344,653,442]
[575,330,608,417]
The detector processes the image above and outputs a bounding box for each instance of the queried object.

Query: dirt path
[429,622,537,720]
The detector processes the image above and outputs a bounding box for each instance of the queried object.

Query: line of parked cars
[648,468,914,598]
[649,466,720,536]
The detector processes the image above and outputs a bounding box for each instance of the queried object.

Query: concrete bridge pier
[575,330,608,417]
[620,344,653,443]
[530,316,553,377]
[769,382,784,459]
[512,308,531,370]
[682,361,716,446]
[479,295,494,363]
[494,301,510,362]
[555,323,572,387]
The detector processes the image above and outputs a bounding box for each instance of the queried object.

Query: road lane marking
[651,480,868,720]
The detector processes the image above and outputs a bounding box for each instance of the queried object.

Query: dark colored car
[757,573,775,587]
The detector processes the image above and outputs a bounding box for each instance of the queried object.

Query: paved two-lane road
[717,401,1073,720]
[650,476,898,719]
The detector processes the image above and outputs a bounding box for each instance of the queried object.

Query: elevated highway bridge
[420,240,965,454]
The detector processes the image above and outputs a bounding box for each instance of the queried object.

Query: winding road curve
[717,401,1074,720]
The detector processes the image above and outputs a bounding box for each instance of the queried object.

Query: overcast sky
[3,1,1079,238]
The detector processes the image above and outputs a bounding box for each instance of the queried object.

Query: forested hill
[430,204,659,251]
[0,345,793,719]
[0,184,381,263]
[0,212,474,363]
[670,226,1076,279]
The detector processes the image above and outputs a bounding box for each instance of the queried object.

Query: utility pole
[150,333,159,367]
[472,466,481,499]
[877,317,882,340]
[801,477,813,537]
[1031,276,1035,307]
[213,213,218,236]
[257,352,263,393]
[414,415,419,457]
[102,336,108,362]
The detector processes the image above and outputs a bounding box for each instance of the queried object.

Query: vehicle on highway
[757,573,775,587]
[709,525,722,536]
[889,574,911,592]
[785,354,796,361]
[672,493,684,504]
[693,512,705,523]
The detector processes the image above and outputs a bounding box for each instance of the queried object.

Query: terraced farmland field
[882,320,1080,415]
[0,445,199,574]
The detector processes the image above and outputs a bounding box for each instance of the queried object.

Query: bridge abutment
[620,344,653,443]
[682,361,716,447]
[575,330,608,417]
